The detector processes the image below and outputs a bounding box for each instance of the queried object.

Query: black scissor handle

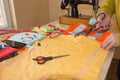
[96,13,111,32]
[96,12,106,20]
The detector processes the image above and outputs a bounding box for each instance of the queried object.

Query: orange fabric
[96,32,111,42]
[87,31,111,42]
[88,30,98,36]
[63,22,89,35]
[63,22,111,42]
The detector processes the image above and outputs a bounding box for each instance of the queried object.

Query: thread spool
[0,44,4,49]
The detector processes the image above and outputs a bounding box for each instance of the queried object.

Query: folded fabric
[0,35,108,80]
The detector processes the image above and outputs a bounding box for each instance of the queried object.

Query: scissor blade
[53,54,70,59]
[74,30,87,37]
[83,26,94,36]
[74,32,82,37]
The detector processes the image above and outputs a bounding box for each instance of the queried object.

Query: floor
[106,59,119,80]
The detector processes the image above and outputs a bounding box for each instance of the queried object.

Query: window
[0,0,12,29]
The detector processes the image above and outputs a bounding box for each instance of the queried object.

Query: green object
[40,25,54,32]
[89,17,97,26]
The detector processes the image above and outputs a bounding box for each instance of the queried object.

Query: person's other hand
[101,33,120,50]
[96,12,111,31]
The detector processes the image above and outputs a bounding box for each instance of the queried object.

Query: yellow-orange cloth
[0,35,108,80]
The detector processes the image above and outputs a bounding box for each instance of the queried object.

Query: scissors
[32,54,70,64]
[74,13,108,37]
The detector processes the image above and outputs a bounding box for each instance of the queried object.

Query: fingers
[101,35,111,49]
[103,25,108,30]
[101,33,117,50]
[96,22,110,32]
[100,25,110,32]
[101,39,114,50]
[95,13,111,31]
[105,41,115,50]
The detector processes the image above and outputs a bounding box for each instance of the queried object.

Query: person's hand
[96,12,111,31]
[101,33,120,50]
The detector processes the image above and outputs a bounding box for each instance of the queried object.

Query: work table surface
[52,20,115,80]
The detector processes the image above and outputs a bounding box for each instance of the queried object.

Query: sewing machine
[59,0,100,25]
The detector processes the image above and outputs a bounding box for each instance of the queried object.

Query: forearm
[100,0,115,17]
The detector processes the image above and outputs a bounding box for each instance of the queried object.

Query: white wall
[10,0,49,30]
[49,0,66,22]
